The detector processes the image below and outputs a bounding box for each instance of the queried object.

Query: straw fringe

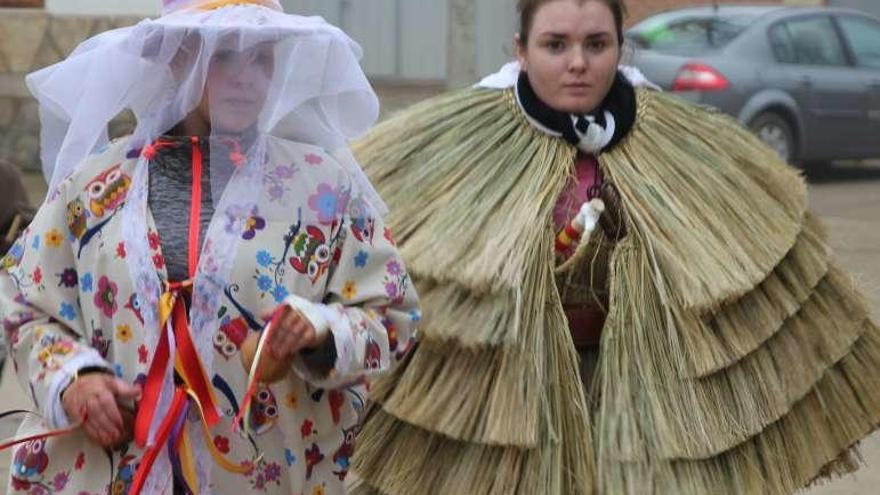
[600,322,880,495]
[599,229,872,462]
[601,91,807,311]
[413,281,520,347]
[364,238,595,457]
[809,445,863,486]
[354,89,574,295]
[354,317,596,495]
[353,240,595,492]
[353,407,535,495]
[367,234,560,447]
[347,479,384,495]
[680,213,831,377]
[545,276,597,494]
[370,339,539,448]
[675,266,870,458]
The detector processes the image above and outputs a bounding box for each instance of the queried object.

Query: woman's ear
[514,33,528,72]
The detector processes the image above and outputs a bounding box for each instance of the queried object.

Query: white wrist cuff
[283,294,331,340]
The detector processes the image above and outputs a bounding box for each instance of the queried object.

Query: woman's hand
[259,305,325,361]
[61,372,141,449]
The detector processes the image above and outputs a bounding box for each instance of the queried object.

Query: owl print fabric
[0,137,420,495]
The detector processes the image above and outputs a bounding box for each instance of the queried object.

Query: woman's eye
[587,40,608,51]
[545,40,565,52]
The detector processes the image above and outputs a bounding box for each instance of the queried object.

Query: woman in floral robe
[0,1,418,494]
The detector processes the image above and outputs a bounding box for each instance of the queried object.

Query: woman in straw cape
[0,0,418,493]
[350,0,880,494]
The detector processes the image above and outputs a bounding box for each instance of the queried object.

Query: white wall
[284,0,516,83]
[46,0,158,16]
[283,0,446,81]
[44,0,458,81]
[475,0,517,78]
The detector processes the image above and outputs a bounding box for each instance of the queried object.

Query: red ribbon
[232,305,286,434]
[0,410,87,452]
[188,136,203,279]
[129,388,188,495]
[171,293,221,428]
[134,289,221,449]
[133,307,172,448]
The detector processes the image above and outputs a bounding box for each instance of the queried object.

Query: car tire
[749,112,796,164]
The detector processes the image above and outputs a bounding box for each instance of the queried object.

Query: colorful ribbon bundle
[555,198,606,257]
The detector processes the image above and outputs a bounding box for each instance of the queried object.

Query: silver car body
[627,5,880,164]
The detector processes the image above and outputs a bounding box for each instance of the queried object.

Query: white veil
[28,1,383,212]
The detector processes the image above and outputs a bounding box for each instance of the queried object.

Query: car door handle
[799,75,813,87]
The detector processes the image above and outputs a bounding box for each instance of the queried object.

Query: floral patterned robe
[0,136,419,495]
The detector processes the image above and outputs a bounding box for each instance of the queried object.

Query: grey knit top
[147,137,229,282]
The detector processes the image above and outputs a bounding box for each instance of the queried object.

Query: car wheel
[749,112,795,164]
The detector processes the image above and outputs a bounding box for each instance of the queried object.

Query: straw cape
[347,85,880,494]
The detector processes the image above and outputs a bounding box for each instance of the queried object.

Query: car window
[837,15,880,69]
[627,14,757,54]
[769,24,796,63]
[775,16,848,66]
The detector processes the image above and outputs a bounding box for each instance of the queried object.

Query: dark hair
[517,0,627,45]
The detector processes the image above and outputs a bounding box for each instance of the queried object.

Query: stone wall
[0,9,143,170]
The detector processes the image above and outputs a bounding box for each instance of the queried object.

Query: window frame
[833,13,880,71]
[766,13,853,68]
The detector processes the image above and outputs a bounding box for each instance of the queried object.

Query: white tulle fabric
[26,3,383,493]
[28,5,382,208]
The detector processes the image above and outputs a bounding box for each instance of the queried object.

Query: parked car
[626,5,880,167]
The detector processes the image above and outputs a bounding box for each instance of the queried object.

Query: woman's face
[188,41,275,135]
[516,0,620,115]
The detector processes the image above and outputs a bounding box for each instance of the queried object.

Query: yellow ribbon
[178,427,201,492]
[158,291,175,329]
[197,0,280,11]
[184,389,254,475]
